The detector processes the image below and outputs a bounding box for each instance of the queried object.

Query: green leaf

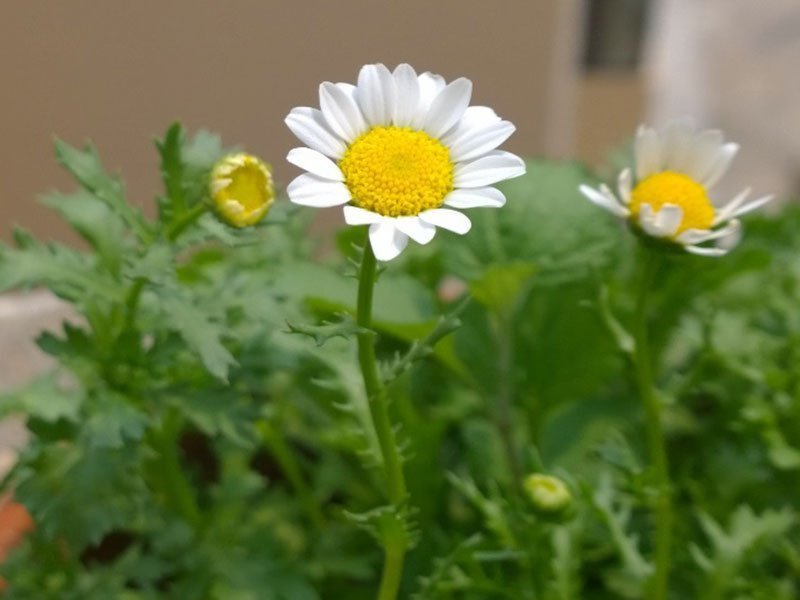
[344,503,419,550]
[85,395,149,448]
[0,374,82,422]
[156,122,188,216]
[159,293,237,381]
[692,505,795,570]
[0,235,120,303]
[182,129,224,206]
[439,160,620,285]
[54,138,150,241]
[13,442,145,549]
[589,474,653,585]
[40,189,128,275]
[381,297,469,384]
[275,262,437,326]
[285,314,368,346]
[469,261,537,313]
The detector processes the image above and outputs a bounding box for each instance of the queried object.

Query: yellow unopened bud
[210,153,274,227]
[523,473,572,514]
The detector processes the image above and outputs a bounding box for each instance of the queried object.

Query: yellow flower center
[630,171,715,235]
[339,126,454,217]
[211,154,274,228]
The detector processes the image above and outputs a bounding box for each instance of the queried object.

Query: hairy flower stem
[356,242,408,600]
[633,249,672,600]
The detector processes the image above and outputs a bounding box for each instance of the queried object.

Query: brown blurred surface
[577,72,645,165]
[1,0,571,243]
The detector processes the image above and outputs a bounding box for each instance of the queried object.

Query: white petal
[579,184,629,218]
[395,216,436,244]
[369,221,408,261]
[685,245,727,257]
[660,118,694,172]
[343,205,383,225]
[713,188,751,225]
[701,143,739,188]
[319,81,368,141]
[724,194,773,221]
[617,168,632,203]
[392,64,420,127]
[653,204,683,237]
[638,204,665,237]
[676,220,740,245]
[454,106,501,129]
[423,77,473,138]
[286,147,344,181]
[635,126,661,180]
[444,187,506,209]
[453,151,526,187]
[287,174,351,207]
[285,107,347,159]
[416,72,446,113]
[682,129,724,182]
[445,120,516,163]
[419,208,472,234]
[717,220,742,251]
[357,63,396,126]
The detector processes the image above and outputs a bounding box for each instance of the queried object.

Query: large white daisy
[284,63,526,261]
[579,119,773,257]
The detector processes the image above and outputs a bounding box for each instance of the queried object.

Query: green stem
[156,407,202,528]
[633,249,672,600]
[123,277,146,331]
[167,201,209,241]
[490,314,523,488]
[377,543,405,600]
[356,241,408,600]
[257,420,325,530]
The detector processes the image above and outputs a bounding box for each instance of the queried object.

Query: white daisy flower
[579,119,773,257]
[284,63,526,261]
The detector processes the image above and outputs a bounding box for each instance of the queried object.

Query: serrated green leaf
[159,293,236,381]
[344,502,419,549]
[54,139,150,241]
[285,314,368,346]
[156,123,187,215]
[0,237,120,303]
[13,443,144,549]
[40,189,128,275]
[85,395,149,448]
[0,374,82,422]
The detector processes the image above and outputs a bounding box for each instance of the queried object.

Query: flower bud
[210,153,274,227]
[523,473,572,514]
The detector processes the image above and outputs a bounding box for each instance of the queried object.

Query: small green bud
[523,473,572,514]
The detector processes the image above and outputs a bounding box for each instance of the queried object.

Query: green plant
[0,125,797,599]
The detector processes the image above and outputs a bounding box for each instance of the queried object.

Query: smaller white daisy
[579,119,773,257]
[284,63,526,261]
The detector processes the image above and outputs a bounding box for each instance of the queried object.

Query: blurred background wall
[1,0,797,243]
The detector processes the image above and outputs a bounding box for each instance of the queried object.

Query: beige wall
[1,1,572,243]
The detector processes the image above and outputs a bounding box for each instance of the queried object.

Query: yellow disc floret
[630,171,715,235]
[339,126,454,217]
[210,153,274,228]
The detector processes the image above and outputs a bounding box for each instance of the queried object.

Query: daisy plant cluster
[581,120,773,600]
[1,65,796,600]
